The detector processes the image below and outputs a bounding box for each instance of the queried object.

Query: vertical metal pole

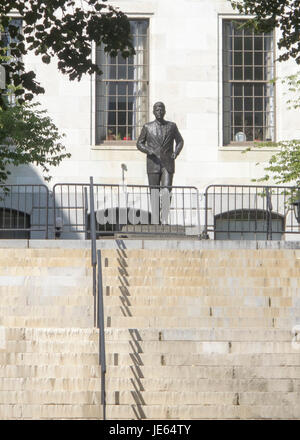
[84,187,88,240]
[90,177,97,326]
[90,176,97,267]
[45,186,49,239]
[97,249,106,420]
[195,189,201,238]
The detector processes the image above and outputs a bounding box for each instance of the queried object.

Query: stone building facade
[5,0,298,192]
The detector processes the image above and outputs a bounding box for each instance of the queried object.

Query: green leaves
[0,1,134,101]
[229,1,300,63]
[0,102,71,184]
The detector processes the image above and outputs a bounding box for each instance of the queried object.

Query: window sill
[91,141,137,151]
[219,143,280,152]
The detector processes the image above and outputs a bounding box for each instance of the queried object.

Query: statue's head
[153,102,166,122]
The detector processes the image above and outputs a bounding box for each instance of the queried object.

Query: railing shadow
[115,239,147,419]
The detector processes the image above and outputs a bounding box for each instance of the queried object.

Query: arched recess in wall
[0,208,30,239]
[214,209,284,240]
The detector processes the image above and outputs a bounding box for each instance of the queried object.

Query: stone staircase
[0,245,300,419]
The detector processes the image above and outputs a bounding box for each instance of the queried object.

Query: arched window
[214,209,284,240]
[0,208,30,239]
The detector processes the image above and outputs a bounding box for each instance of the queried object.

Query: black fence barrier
[204,184,300,240]
[0,184,49,239]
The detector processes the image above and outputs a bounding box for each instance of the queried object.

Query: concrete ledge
[0,240,28,248]
[1,239,300,250]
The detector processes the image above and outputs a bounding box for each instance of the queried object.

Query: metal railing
[0,181,202,239]
[0,184,49,239]
[89,177,106,420]
[204,184,300,240]
[52,182,201,238]
[97,248,106,420]
[4,181,300,241]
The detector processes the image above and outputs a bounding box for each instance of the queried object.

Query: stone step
[2,390,300,407]
[2,248,300,259]
[2,376,299,393]
[3,326,295,343]
[102,257,300,268]
[106,285,300,297]
[102,305,299,318]
[105,352,300,367]
[2,352,300,367]
[1,315,298,329]
[0,390,102,405]
[0,275,92,288]
[0,352,99,365]
[0,249,90,258]
[4,336,300,355]
[0,267,91,276]
[0,296,94,306]
[104,340,300,354]
[103,403,300,420]
[0,403,102,420]
[0,317,94,328]
[102,295,296,307]
[105,327,295,341]
[102,266,300,277]
[1,364,299,381]
[106,316,278,328]
[0,257,90,267]
[0,365,102,378]
[103,376,300,393]
[0,286,93,296]
[1,402,300,420]
[101,275,300,288]
[99,249,300,258]
[0,305,94,317]
[2,327,98,341]
[2,285,299,298]
[1,326,298,344]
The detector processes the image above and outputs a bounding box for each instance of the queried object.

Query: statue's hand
[171,152,177,159]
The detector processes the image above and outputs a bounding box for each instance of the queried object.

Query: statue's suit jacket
[136,120,184,174]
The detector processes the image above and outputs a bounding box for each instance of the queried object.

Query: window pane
[244,67,253,80]
[96,19,149,143]
[244,52,253,65]
[234,112,243,125]
[244,84,253,96]
[234,67,243,80]
[223,19,275,144]
[234,84,243,96]
[117,65,127,79]
[234,98,243,111]
[244,37,253,50]
[254,37,263,50]
[255,98,263,110]
[234,52,242,65]
[245,112,253,126]
[254,67,263,80]
[245,98,253,111]
[254,52,263,65]
[233,37,243,50]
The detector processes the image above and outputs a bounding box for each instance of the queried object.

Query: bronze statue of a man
[136,102,184,188]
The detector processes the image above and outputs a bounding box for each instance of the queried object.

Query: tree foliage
[0,0,134,102]
[230,0,300,64]
[243,72,300,187]
[0,101,70,184]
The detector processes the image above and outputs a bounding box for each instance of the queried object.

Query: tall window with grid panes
[223,20,275,145]
[95,19,149,144]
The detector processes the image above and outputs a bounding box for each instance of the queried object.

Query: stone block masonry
[0,241,300,419]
